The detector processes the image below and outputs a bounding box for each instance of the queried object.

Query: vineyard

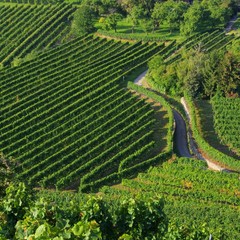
[0,3,74,67]
[0,6,239,188]
[101,158,240,239]
[211,96,240,156]
[0,1,240,239]
[164,29,235,64]
[0,34,175,190]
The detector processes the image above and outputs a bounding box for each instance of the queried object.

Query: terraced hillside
[211,96,240,156]
[0,3,74,67]
[0,35,174,190]
[194,99,240,161]
[101,158,240,239]
[164,30,236,65]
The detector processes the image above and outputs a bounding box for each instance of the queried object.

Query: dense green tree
[201,50,223,98]
[218,51,240,97]
[176,49,207,97]
[126,5,144,33]
[101,12,123,32]
[71,4,96,36]
[180,2,211,36]
[120,0,152,32]
[119,0,155,17]
[147,55,180,95]
[178,46,240,98]
[81,0,121,15]
[101,0,122,14]
[147,43,240,98]
[139,18,153,34]
[165,1,188,32]
[137,0,156,17]
[82,0,104,15]
[151,2,169,30]
[201,0,233,27]
[152,1,188,32]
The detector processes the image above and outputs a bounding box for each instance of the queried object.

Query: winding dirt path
[133,71,192,158]
[133,71,235,172]
[173,110,192,158]
[180,97,230,172]
[134,70,148,86]
[225,14,238,32]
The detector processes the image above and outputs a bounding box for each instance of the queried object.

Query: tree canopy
[71,4,96,36]
[147,40,240,98]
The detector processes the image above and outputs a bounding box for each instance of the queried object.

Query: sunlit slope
[101,158,240,238]
[0,3,74,67]
[0,35,170,190]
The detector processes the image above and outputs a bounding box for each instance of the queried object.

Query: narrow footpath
[134,70,147,86]
[133,71,192,158]
[173,110,192,158]
[225,14,238,32]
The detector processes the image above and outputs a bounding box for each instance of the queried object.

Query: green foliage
[126,5,143,33]
[71,4,96,36]
[102,157,240,239]
[148,55,180,95]
[113,196,167,239]
[147,31,239,98]
[0,153,16,198]
[97,0,237,40]
[227,37,240,53]
[176,49,207,98]
[119,0,155,18]
[3,182,31,217]
[72,220,101,239]
[217,50,240,96]
[201,50,223,98]
[202,0,234,26]
[163,221,213,240]
[152,0,188,32]
[2,160,238,239]
[1,182,33,238]
[1,188,169,239]
[100,13,123,32]
[139,18,153,34]
[14,196,103,239]
[180,2,211,36]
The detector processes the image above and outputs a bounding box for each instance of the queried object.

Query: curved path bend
[225,14,238,32]
[133,71,192,158]
[173,110,192,158]
[133,71,236,172]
